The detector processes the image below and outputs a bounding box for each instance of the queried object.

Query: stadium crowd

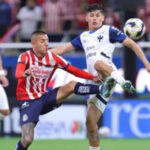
[0,0,148,47]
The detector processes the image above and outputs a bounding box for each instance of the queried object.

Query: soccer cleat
[122,80,136,94]
[101,76,116,98]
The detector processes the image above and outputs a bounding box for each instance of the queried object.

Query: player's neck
[32,49,44,58]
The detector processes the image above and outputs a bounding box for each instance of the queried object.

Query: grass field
[0,138,150,150]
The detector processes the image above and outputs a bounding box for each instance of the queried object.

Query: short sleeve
[71,35,83,50]
[109,26,126,43]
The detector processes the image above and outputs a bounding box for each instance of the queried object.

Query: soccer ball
[123,18,145,40]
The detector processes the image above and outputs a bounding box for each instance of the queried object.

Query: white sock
[0,113,5,120]
[110,70,125,86]
[89,146,100,150]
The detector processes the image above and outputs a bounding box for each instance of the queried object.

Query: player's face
[86,10,104,30]
[32,34,49,56]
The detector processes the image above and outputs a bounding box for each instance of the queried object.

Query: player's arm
[0,56,9,87]
[51,52,102,82]
[65,64,103,83]
[15,63,28,78]
[50,42,74,55]
[50,35,83,55]
[15,53,31,78]
[122,37,150,72]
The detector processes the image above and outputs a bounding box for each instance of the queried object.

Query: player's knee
[94,60,105,71]
[0,109,10,115]
[68,80,77,91]
[22,135,33,147]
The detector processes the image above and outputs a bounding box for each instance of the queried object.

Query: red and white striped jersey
[16,49,68,100]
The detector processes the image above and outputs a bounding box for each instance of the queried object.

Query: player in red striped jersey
[15,30,106,150]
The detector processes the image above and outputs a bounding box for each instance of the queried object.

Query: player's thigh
[0,84,9,110]
[86,102,102,127]
[56,81,76,103]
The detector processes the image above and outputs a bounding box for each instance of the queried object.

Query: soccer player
[0,56,9,120]
[15,30,109,150]
[50,4,150,150]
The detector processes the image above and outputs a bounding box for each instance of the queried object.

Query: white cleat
[101,76,116,98]
[122,80,135,94]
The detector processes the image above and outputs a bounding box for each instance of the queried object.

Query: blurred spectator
[37,0,44,6]
[5,0,20,24]
[17,0,42,43]
[0,0,12,38]
[88,0,102,4]
[104,7,120,29]
[60,0,77,31]
[43,0,66,42]
[137,0,150,41]
[75,0,88,31]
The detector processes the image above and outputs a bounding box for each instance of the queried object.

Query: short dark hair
[31,30,47,41]
[31,30,47,37]
[86,3,104,13]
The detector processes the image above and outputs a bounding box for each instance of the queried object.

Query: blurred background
[0,0,150,149]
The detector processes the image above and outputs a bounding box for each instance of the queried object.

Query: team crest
[97,35,103,42]
[22,114,28,122]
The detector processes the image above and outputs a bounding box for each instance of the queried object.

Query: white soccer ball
[123,18,145,40]
[98,126,110,137]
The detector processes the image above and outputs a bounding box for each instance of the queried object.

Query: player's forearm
[15,63,26,78]
[50,42,74,55]
[123,37,149,67]
[132,44,149,67]
[65,64,94,80]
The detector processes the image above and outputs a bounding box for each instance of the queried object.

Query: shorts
[0,84,9,110]
[88,93,109,113]
[18,87,61,126]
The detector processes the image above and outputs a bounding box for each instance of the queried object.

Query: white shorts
[87,53,117,76]
[0,84,9,110]
[87,94,109,113]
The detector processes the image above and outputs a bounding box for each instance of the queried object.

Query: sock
[89,146,100,150]
[74,82,101,95]
[0,113,5,120]
[110,70,125,86]
[15,140,27,150]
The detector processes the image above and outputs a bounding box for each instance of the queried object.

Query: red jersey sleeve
[51,52,68,69]
[65,64,94,80]
[15,52,29,78]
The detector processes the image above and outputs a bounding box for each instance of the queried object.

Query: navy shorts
[18,87,61,126]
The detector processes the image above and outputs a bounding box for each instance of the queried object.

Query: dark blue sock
[15,140,27,150]
[74,82,100,95]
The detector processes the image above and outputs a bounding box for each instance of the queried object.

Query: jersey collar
[89,24,103,34]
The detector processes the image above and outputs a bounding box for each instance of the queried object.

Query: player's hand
[93,75,104,83]
[23,69,32,77]
[0,75,9,87]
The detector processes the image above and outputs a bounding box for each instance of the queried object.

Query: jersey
[71,25,126,76]
[16,50,68,100]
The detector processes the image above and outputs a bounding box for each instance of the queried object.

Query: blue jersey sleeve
[71,35,83,50]
[109,26,127,43]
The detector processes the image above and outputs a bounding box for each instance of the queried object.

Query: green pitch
[0,138,150,150]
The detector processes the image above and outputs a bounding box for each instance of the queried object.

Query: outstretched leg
[56,81,101,103]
